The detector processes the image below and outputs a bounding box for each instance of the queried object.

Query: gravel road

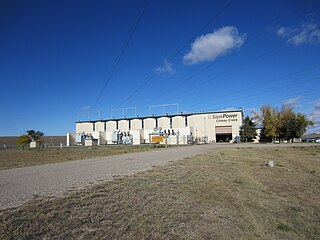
[0,143,316,209]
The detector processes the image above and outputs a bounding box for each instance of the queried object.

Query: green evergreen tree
[239,116,257,142]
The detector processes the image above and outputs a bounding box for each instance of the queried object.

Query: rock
[267,160,275,167]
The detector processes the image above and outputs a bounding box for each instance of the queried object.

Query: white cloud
[290,23,320,45]
[277,26,297,38]
[283,96,302,107]
[276,21,320,45]
[183,26,246,65]
[154,60,176,75]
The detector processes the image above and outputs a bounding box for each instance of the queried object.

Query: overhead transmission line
[184,63,320,110]
[246,89,320,108]
[212,88,320,114]
[92,0,151,111]
[186,75,320,112]
[158,25,320,106]
[187,88,320,115]
[115,0,235,109]
[137,3,309,108]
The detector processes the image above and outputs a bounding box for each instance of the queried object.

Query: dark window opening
[185,117,188,127]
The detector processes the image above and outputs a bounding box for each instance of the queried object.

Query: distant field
[1,146,319,239]
[0,136,66,148]
[0,145,161,170]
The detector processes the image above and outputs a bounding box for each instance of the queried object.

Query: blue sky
[1,0,320,136]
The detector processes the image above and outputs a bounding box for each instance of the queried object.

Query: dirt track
[0,143,316,209]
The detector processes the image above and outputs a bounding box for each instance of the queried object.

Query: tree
[256,104,313,143]
[258,105,279,142]
[278,105,295,141]
[284,113,313,141]
[239,116,257,142]
[27,130,44,142]
[17,135,31,149]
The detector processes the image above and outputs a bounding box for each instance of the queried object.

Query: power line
[158,25,320,106]
[184,63,320,110]
[137,3,308,108]
[186,76,320,112]
[188,88,320,115]
[159,42,287,104]
[92,0,151,110]
[115,0,235,109]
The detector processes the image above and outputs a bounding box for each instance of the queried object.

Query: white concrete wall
[188,112,242,142]
[188,115,207,139]
[76,122,93,133]
[118,120,129,131]
[130,130,142,145]
[74,111,243,144]
[172,116,184,128]
[143,129,153,143]
[144,118,156,130]
[95,121,105,132]
[105,131,114,144]
[106,121,116,131]
[158,117,170,129]
[131,119,142,130]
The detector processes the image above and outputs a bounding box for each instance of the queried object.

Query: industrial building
[67,110,243,146]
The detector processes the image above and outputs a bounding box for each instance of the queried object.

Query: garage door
[215,126,232,134]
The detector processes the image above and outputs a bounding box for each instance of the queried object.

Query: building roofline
[76,109,244,124]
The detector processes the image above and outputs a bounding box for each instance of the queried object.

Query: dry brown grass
[0,145,160,170]
[1,146,319,239]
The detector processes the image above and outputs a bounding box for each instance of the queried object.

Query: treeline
[240,105,313,143]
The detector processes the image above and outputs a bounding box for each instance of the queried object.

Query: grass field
[1,146,319,239]
[0,145,161,170]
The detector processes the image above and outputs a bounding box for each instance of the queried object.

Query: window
[93,122,95,131]
[170,117,173,128]
[104,122,106,131]
[116,121,119,130]
[155,118,158,128]
[128,120,131,130]
[185,116,188,127]
[142,119,144,129]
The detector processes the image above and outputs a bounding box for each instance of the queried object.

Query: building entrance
[215,126,232,143]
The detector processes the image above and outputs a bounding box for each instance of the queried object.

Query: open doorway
[215,126,232,143]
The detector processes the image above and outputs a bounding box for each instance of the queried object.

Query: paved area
[0,143,316,209]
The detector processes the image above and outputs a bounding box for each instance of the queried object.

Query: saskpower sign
[208,113,238,123]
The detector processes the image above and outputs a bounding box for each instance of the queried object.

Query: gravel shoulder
[0,143,316,209]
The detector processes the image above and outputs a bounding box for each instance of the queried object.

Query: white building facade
[67,110,243,146]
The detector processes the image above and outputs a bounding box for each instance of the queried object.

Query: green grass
[1,146,320,239]
[0,145,161,170]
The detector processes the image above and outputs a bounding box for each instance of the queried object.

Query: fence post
[165,134,168,148]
